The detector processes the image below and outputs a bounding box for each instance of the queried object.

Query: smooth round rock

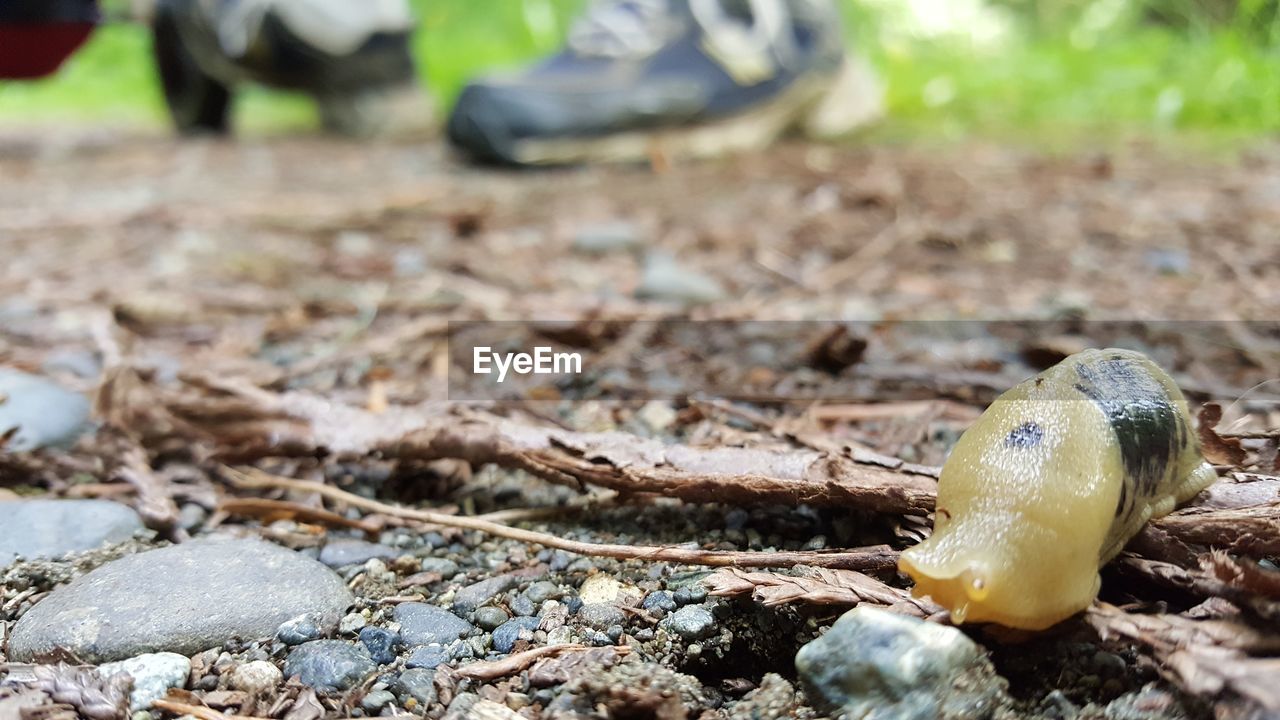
[99,652,191,711]
[284,641,376,692]
[0,499,143,568]
[579,603,627,631]
[0,368,91,451]
[395,603,473,647]
[9,537,354,663]
[229,660,283,695]
[473,606,510,631]
[318,539,399,568]
[664,605,715,640]
[795,607,1009,720]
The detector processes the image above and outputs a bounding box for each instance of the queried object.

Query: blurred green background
[0,0,1276,146]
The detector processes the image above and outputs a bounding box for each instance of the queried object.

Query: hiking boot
[446,0,882,165]
[150,0,430,137]
[0,0,98,79]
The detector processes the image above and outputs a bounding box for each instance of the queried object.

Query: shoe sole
[505,54,884,166]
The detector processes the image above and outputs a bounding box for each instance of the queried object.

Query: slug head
[899,510,1101,631]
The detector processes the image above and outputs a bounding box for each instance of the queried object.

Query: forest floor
[1,132,1278,720]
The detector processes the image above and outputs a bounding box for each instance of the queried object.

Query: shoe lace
[566,0,676,59]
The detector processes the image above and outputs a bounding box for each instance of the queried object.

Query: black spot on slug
[1115,481,1128,518]
[1005,421,1044,448]
[1073,355,1181,497]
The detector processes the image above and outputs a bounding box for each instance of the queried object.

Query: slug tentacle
[899,348,1216,631]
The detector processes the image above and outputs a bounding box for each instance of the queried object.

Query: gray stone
[284,641,376,692]
[394,668,437,706]
[572,222,642,254]
[641,591,676,615]
[405,644,450,670]
[228,660,282,695]
[338,612,366,635]
[635,253,726,306]
[795,607,1009,720]
[473,606,510,631]
[0,499,144,568]
[578,603,626,631]
[509,594,536,617]
[663,605,715,640]
[419,557,459,577]
[523,581,561,606]
[277,614,326,645]
[318,539,399,568]
[361,689,396,712]
[0,368,91,451]
[394,603,473,647]
[99,652,191,711]
[452,574,520,614]
[9,537,354,663]
[492,617,540,654]
[358,626,401,665]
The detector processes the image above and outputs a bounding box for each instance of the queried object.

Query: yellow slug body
[899,348,1217,630]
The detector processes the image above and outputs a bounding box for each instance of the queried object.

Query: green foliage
[0,0,1275,146]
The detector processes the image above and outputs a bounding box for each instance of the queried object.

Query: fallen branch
[216,498,380,535]
[151,698,268,720]
[121,379,1280,561]
[453,644,626,681]
[224,467,901,572]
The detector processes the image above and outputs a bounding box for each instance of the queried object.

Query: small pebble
[284,641,377,692]
[359,627,401,665]
[338,612,367,635]
[277,614,324,645]
[492,617,541,654]
[641,591,676,616]
[672,586,707,606]
[229,660,282,695]
[509,595,536,617]
[524,581,561,606]
[663,605,715,640]
[394,603,474,647]
[578,603,627,630]
[453,575,520,614]
[361,689,396,712]
[394,668,437,706]
[405,645,450,670]
[99,652,191,712]
[473,606,510,631]
[419,558,459,577]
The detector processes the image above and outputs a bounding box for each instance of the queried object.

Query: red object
[0,23,96,79]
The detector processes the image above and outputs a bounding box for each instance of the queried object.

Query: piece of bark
[703,566,942,618]
[1087,603,1280,712]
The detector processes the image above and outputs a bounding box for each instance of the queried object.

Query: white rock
[99,652,191,711]
[228,660,283,695]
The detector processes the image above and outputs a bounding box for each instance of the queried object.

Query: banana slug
[898,348,1217,630]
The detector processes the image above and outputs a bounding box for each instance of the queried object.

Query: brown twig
[216,498,380,535]
[453,644,622,681]
[222,467,901,572]
[151,698,270,720]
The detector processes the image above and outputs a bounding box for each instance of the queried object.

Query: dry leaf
[1198,403,1248,466]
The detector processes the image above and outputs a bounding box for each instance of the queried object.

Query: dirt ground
[1,132,1279,720]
